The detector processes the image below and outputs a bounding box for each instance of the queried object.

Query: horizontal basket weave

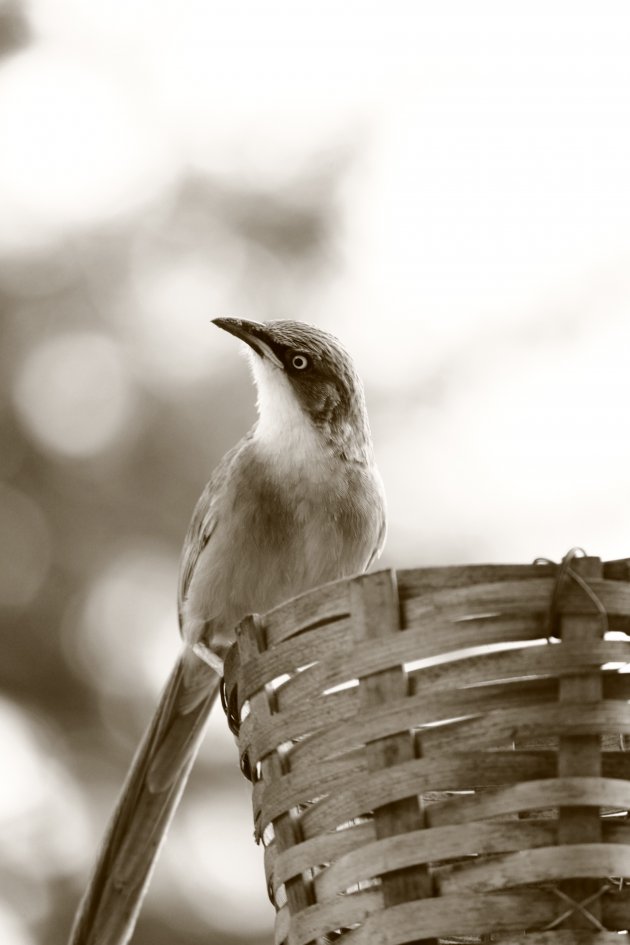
[222,555,630,944]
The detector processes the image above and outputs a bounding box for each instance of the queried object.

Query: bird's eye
[290,353,310,371]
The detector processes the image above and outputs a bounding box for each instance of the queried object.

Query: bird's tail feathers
[69,649,220,945]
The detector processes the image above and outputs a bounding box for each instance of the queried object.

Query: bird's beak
[212,318,284,369]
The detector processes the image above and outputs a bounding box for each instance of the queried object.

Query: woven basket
[222,554,630,945]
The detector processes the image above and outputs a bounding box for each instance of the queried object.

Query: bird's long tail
[69,649,220,945]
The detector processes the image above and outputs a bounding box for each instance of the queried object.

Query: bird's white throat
[248,354,326,471]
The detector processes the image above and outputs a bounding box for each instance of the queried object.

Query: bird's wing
[177,477,218,624]
[177,436,251,626]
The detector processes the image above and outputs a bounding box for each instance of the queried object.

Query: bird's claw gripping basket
[222,553,630,944]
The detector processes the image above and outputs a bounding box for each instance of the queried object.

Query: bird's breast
[183,449,383,646]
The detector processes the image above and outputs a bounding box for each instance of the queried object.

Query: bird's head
[213,317,373,463]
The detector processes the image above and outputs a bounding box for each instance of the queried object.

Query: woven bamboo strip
[284,686,558,772]
[254,747,630,828]
[272,617,543,711]
[279,686,630,775]
[426,778,630,828]
[299,773,630,840]
[265,820,376,899]
[399,577,630,622]
[313,821,558,899]
[287,887,384,945]
[260,559,630,648]
[261,579,350,647]
[264,759,630,842]
[254,563,630,651]
[290,889,562,945]
[403,640,627,698]
[419,701,630,755]
[269,809,630,898]
[288,687,564,764]
[250,748,351,814]
[266,621,540,711]
[241,675,562,770]
[235,618,352,701]
[257,749,556,829]
[333,889,630,945]
[236,632,630,720]
[239,685,358,760]
[241,624,547,716]
[397,563,559,592]
[235,615,542,705]
[258,752,558,835]
[406,646,630,703]
[438,844,630,894]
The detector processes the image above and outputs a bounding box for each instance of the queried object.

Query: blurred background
[2,1,630,942]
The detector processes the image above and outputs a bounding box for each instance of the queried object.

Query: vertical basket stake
[351,570,434,944]
[557,555,605,928]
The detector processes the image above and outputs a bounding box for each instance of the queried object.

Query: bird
[69,317,386,945]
